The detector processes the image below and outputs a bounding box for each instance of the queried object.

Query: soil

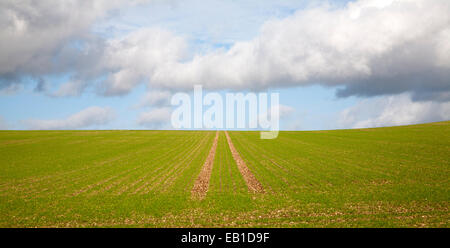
[224,131,264,193]
[191,131,219,199]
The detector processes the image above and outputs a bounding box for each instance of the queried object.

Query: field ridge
[191,131,219,199]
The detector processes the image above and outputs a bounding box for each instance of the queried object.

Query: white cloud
[338,94,450,128]
[136,107,172,128]
[100,0,310,49]
[52,80,89,97]
[25,106,115,130]
[1,0,450,102]
[277,104,295,118]
[98,28,188,96]
[0,1,117,73]
[146,0,450,100]
[0,83,22,95]
[101,28,186,95]
[0,0,147,90]
[136,90,172,108]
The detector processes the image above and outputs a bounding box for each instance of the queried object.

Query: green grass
[208,131,248,195]
[0,122,449,227]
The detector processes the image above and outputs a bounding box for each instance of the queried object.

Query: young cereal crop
[0,122,449,227]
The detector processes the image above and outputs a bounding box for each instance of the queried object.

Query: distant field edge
[0,120,448,132]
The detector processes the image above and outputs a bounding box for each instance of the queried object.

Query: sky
[0,0,449,130]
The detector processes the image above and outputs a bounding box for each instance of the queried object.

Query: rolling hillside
[0,122,448,227]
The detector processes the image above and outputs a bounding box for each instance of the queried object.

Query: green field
[0,122,449,227]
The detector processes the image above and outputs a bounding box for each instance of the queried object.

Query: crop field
[0,122,449,227]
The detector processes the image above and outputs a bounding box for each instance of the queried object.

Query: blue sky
[0,0,449,130]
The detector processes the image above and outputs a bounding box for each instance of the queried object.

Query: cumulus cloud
[147,0,450,101]
[1,0,450,102]
[135,90,172,108]
[0,0,146,91]
[41,27,188,97]
[98,28,188,96]
[24,106,115,130]
[277,104,295,118]
[136,107,172,128]
[51,80,89,97]
[0,83,22,95]
[338,93,450,128]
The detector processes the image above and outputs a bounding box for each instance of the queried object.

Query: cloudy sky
[0,0,449,130]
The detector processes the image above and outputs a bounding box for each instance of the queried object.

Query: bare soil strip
[224,131,264,193]
[191,131,219,199]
